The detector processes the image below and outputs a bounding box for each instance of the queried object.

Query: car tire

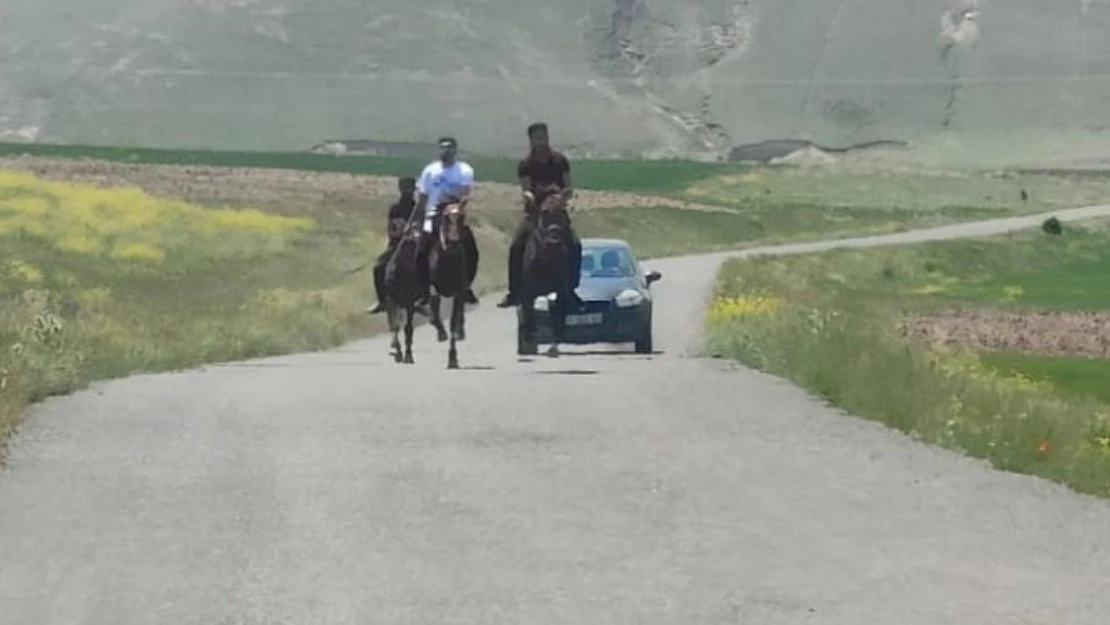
[634,331,653,354]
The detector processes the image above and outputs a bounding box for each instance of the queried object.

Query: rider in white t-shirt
[413,136,480,306]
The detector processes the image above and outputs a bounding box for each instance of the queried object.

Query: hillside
[4,0,1110,165]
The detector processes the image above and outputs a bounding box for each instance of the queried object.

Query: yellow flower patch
[7,260,43,284]
[707,294,782,323]
[0,169,314,262]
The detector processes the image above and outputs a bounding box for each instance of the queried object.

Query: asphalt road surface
[3,206,1110,624]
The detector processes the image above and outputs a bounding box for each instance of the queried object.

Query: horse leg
[547,290,564,358]
[403,304,415,364]
[387,305,403,363]
[447,296,462,369]
[454,291,466,342]
[429,293,448,342]
[517,290,538,356]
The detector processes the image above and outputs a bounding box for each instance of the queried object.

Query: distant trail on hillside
[583,0,752,154]
[3,0,1110,164]
[727,138,908,162]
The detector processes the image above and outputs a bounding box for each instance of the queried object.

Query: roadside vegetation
[704,217,1110,498]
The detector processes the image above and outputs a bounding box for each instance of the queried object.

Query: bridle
[437,201,466,250]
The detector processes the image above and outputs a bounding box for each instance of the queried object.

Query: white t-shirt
[416,159,475,233]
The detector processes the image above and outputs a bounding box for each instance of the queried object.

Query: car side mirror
[645,270,662,285]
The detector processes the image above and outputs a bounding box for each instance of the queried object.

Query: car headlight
[533,295,550,311]
[614,288,645,308]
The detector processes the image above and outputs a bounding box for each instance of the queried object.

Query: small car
[519,237,662,354]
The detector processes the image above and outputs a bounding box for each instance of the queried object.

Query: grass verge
[979,353,1110,405]
[703,217,1110,498]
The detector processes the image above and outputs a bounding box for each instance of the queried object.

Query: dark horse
[382,216,425,364]
[427,201,476,369]
[516,185,576,357]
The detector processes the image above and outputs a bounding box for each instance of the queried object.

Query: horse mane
[534,184,565,211]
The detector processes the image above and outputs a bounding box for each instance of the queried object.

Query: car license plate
[566,313,603,326]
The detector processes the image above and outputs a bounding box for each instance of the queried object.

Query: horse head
[438,202,467,249]
[394,217,422,260]
[533,186,570,248]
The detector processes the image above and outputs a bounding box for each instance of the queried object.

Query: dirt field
[902,309,1110,358]
[0,156,731,214]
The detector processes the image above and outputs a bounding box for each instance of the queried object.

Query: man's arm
[412,165,432,225]
[517,158,532,192]
[559,153,574,209]
[457,163,474,209]
[517,158,535,208]
[560,154,573,199]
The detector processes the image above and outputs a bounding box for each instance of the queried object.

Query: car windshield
[581,245,637,278]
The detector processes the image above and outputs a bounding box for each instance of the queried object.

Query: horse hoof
[546,345,560,358]
[447,359,459,369]
[403,354,414,364]
[456,327,466,342]
[437,330,448,342]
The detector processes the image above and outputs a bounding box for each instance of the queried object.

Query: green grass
[867,221,1110,312]
[0,141,736,195]
[907,248,1110,311]
[979,352,1110,405]
[682,165,1110,215]
[574,202,1009,259]
[703,219,1110,498]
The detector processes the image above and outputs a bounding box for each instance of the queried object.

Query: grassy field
[979,353,1110,405]
[682,166,1110,215]
[0,142,734,194]
[703,217,1110,498]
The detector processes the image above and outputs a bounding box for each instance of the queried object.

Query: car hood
[576,276,644,301]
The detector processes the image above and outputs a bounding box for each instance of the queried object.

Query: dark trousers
[507,216,582,296]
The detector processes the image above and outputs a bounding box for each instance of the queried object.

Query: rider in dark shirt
[367,176,417,314]
[496,122,584,309]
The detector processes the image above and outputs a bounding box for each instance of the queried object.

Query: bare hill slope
[3,0,1110,165]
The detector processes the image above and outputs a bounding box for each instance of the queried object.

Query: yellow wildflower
[707,294,782,323]
[0,168,314,263]
[76,287,112,310]
[1095,436,1110,454]
[110,243,165,261]
[7,260,43,283]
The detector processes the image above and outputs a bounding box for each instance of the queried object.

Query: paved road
[3,206,1110,624]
